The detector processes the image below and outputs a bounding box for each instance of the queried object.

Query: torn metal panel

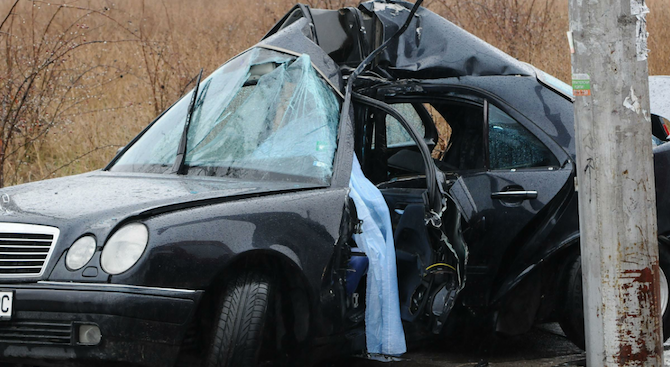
[309,8,377,68]
[264,1,534,80]
[260,17,343,91]
[358,1,534,79]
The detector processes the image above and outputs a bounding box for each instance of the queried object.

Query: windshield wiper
[172,68,204,174]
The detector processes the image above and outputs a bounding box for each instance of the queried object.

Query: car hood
[0,171,323,223]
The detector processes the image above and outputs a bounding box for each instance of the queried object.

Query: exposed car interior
[349,88,565,326]
[376,96,561,176]
[350,98,465,324]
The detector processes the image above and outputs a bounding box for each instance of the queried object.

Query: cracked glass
[110,48,341,185]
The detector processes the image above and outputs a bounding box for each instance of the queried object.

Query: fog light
[78,324,102,346]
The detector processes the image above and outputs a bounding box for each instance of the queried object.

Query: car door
[452,98,573,307]
[375,84,574,308]
[352,93,469,331]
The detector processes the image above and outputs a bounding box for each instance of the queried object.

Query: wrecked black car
[0,0,669,366]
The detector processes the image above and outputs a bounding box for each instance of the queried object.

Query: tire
[557,246,670,350]
[556,252,585,349]
[207,271,274,367]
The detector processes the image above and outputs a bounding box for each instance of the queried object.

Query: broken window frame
[368,82,569,174]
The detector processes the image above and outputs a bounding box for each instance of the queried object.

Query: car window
[425,104,452,159]
[385,103,425,148]
[433,100,485,171]
[653,135,665,147]
[110,48,341,185]
[488,104,558,170]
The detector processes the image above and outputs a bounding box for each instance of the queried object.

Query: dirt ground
[329,323,670,366]
[328,323,585,367]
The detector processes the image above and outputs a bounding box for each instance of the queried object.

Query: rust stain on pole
[615,267,662,365]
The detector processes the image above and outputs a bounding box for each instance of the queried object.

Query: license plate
[0,291,13,320]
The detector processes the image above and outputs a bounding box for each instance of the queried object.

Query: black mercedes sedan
[0,1,667,366]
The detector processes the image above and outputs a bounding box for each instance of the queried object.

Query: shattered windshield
[109,48,341,185]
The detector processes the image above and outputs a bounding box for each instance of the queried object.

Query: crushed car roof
[261,0,534,81]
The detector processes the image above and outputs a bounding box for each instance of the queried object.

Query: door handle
[491,190,538,200]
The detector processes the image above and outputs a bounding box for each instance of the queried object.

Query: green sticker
[572,79,591,90]
[316,141,327,151]
[572,73,591,96]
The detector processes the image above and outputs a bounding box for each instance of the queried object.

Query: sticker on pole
[572,74,591,97]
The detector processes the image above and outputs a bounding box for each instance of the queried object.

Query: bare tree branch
[0,0,20,32]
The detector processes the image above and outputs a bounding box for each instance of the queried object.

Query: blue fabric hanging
[348,154,406,356]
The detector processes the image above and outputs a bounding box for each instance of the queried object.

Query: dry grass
[0,0,668,186]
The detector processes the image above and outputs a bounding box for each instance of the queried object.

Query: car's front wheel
[558,245,670,350]
[207,271,275,367]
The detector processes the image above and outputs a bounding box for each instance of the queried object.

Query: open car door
[359,82,574,313]
[351,92,468,334]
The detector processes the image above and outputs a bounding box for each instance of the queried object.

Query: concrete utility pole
[569,0,662,365]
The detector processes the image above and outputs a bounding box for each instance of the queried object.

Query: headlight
[100,223,148,275]
[65,236,96,270]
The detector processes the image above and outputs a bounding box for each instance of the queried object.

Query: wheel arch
[553,232,670,262]
[540,232,670,317]
[552,232,670,349]
[494,232,670,338]
[492,231,581,305]
[190,249,314,360]
[492,232,580,335]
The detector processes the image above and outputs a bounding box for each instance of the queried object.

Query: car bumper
[0,281,203,367]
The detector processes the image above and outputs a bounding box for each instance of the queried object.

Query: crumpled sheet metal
[261,0,534,83]
[359,0,534,79]
[259,18,343,92]
[349,154,407,356]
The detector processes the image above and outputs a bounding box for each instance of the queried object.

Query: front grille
[0,320,73,345]
[0,224,59,278]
